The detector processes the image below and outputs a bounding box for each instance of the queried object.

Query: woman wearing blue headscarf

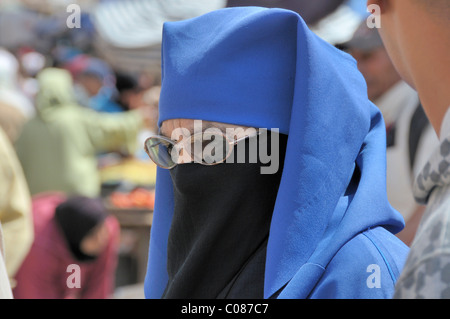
[144,7,409,299]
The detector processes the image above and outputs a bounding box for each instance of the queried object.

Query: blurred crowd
[0,1,162,299]
[0,0,443,300]
[0,45,160,297]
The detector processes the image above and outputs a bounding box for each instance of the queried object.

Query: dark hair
[54,196,107,261]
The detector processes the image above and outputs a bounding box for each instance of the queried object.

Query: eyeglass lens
[146,132,233,167]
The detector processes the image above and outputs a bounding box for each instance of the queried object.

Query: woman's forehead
[160,119,250,137]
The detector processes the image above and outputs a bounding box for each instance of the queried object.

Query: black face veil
[163,131,287,298]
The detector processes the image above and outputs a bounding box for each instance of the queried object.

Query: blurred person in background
[141,85,161,135]
[342,22,439,246]
[366,0,450,298]
[0,220,12,298]
[13,193,120,299]
[0,101,26,145]
[0,122,33,293]
[14,67,152,198]
[0,48,34,299]
[0,48,35,120]
[17,48,47,102]
[74,57,124,113]
[115,72,142,112]
[0,125,33,299]
[115,72,160,160]
[0,48,40,146]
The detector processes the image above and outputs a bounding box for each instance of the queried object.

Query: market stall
[99,156,156,286]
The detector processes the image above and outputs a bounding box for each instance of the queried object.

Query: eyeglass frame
[144,129,261,169]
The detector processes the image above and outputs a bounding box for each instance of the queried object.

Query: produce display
[110,187,155,210]
[100,157,157,211]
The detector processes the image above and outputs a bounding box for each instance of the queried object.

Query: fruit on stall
[110,187,155,210]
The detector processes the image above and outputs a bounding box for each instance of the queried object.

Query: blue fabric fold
[144,7,408,299]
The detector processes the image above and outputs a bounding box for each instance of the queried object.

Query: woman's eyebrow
[161,121,247,139]
[162,123,220,137]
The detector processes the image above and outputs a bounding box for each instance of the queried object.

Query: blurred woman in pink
[13,193,120,299]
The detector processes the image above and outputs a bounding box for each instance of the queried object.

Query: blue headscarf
[144,7,405,299]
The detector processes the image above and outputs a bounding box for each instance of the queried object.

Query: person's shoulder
[334,227,408,277]
[394,191,450,298]
[400,186,450,274]
[311,227,409,298]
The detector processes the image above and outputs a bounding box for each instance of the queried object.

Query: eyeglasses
[144,130,260,169]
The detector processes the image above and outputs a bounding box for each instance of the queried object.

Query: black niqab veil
[162,132,287,298]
